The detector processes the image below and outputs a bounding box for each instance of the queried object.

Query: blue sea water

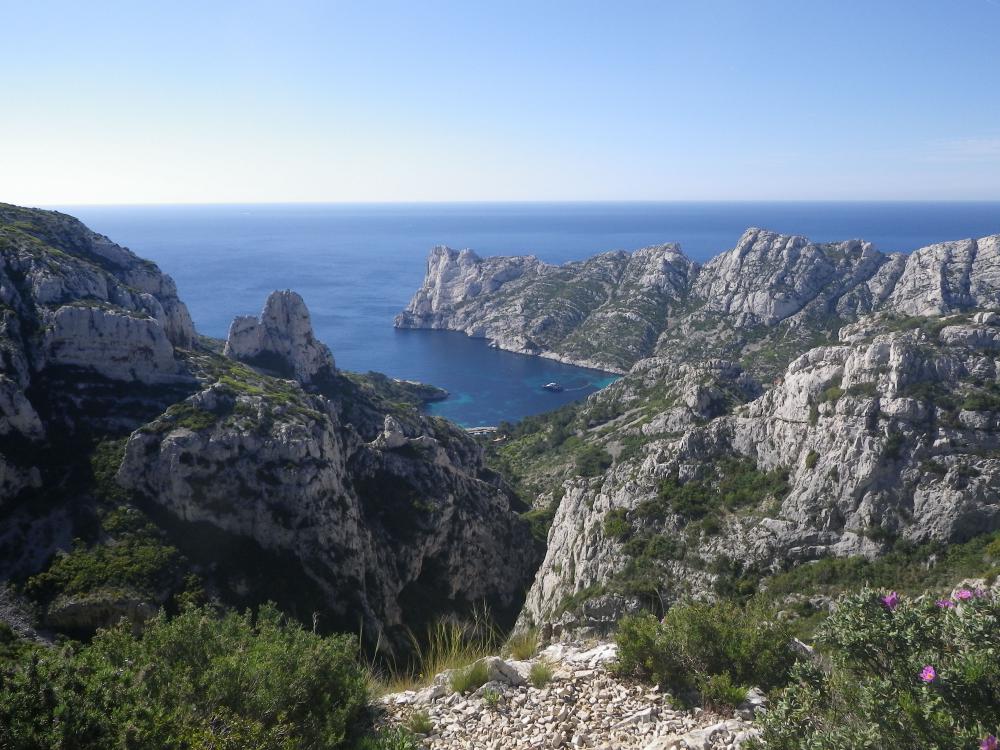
[54,202,1000,426]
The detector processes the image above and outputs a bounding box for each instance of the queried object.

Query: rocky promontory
[397,229,1000,375]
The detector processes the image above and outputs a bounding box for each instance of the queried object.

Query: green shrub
[449,659,489,694]
[481,687,502,709]
[698,672,748,709]
[404,710,433,734]
[0,603,370,750]
[574,444,613,477]
[529,660,554,688]
[820,385,844,403]
[615,597,796,703]
[752,588,1000,749]
[355,727,422,750]
[652,459,788,521]
[26,532,184,604]
[804,450,819,470]
[603,509,631,540]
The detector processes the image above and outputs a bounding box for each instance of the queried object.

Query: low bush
[404,710,433,734]
[698,673,748,710]
[529,660,554,688]
[614,597,796,704]
[0,603,370,749]
[574,444,613,477]
[752,587,1000,749]
[355,727,422,750]
[449,659,488,694]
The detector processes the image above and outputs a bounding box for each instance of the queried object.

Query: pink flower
[981,735,998,750]
[881,591,900,610]
[920,665,936,683]
[935,599,955,609]
[956,589,974,601]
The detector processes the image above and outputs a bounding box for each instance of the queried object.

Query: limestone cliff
[224,290,336,384]
[395,244,695,373]
[398,229,1000,377]
[0,204,537,645]
[515,311,1000,631]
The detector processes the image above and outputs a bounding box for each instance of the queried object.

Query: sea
[54,202,1000,427]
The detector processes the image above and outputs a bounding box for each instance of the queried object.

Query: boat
[542,382,564,392]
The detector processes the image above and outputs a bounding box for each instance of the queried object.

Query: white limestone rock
[224,290,336,385]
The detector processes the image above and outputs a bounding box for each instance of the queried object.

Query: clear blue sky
[2,0,998,203]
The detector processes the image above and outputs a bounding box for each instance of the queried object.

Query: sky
[1,0,999,204]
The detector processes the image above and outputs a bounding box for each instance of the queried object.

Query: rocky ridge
[397,229,1000,375]
[515,310,1000,630]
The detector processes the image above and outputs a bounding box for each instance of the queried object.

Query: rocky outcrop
[117,366,537,645]
[518,314,1000,628]
[224,290,336,384]
[0,204,198,505]
[396,244,696,372]
[380,641,758,750]
[398,229,1000,377]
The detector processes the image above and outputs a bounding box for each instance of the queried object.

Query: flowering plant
[752,586,1000,749]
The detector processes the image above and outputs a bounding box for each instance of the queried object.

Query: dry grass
[368,606,502,695]
[504,627,539,660]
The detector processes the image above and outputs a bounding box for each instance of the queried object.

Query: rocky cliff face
[395,244,695,372]
[224,290,336,384]
[398,229,1000,377]
[515,311,1000,631]
[0,204,537,645]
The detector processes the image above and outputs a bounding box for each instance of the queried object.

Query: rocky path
[381,642,761,750]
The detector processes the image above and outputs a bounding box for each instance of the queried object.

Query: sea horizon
[53,200,1000,426]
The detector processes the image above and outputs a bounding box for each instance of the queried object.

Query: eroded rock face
[224,290,336,384]
[0,204,198,503]
[519,319,1000,628]
[117,379,537,645]
[397,228,1000,376]
[396,244,696,372]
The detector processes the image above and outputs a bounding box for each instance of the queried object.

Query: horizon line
[31,198,1000,209]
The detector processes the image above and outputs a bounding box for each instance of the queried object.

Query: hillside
[0,203,538,650]
[396,228,1000,378]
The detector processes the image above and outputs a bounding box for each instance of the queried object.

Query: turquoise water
[56,202,1000,426]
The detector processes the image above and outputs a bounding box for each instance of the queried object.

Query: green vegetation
[372,611,501,695]
[602,508,631,540]
[574,444,613,477]
[356,728,422,750]
[450,659,489,694]
[404,710,433,735]
[752,588,1000,749]
[504,628,539,660]
[649,458,789,522]
[529,660,554,688]
[845,381,879,398]
[962,381,1000,412]
[766,530,1000,599]
[481,686,502,709]
[804,450,819,469]
[615,597,796,706]
[0,603,371,750]
[25,530,184,605]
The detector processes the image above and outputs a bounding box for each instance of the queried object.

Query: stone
[224,290,336,384]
